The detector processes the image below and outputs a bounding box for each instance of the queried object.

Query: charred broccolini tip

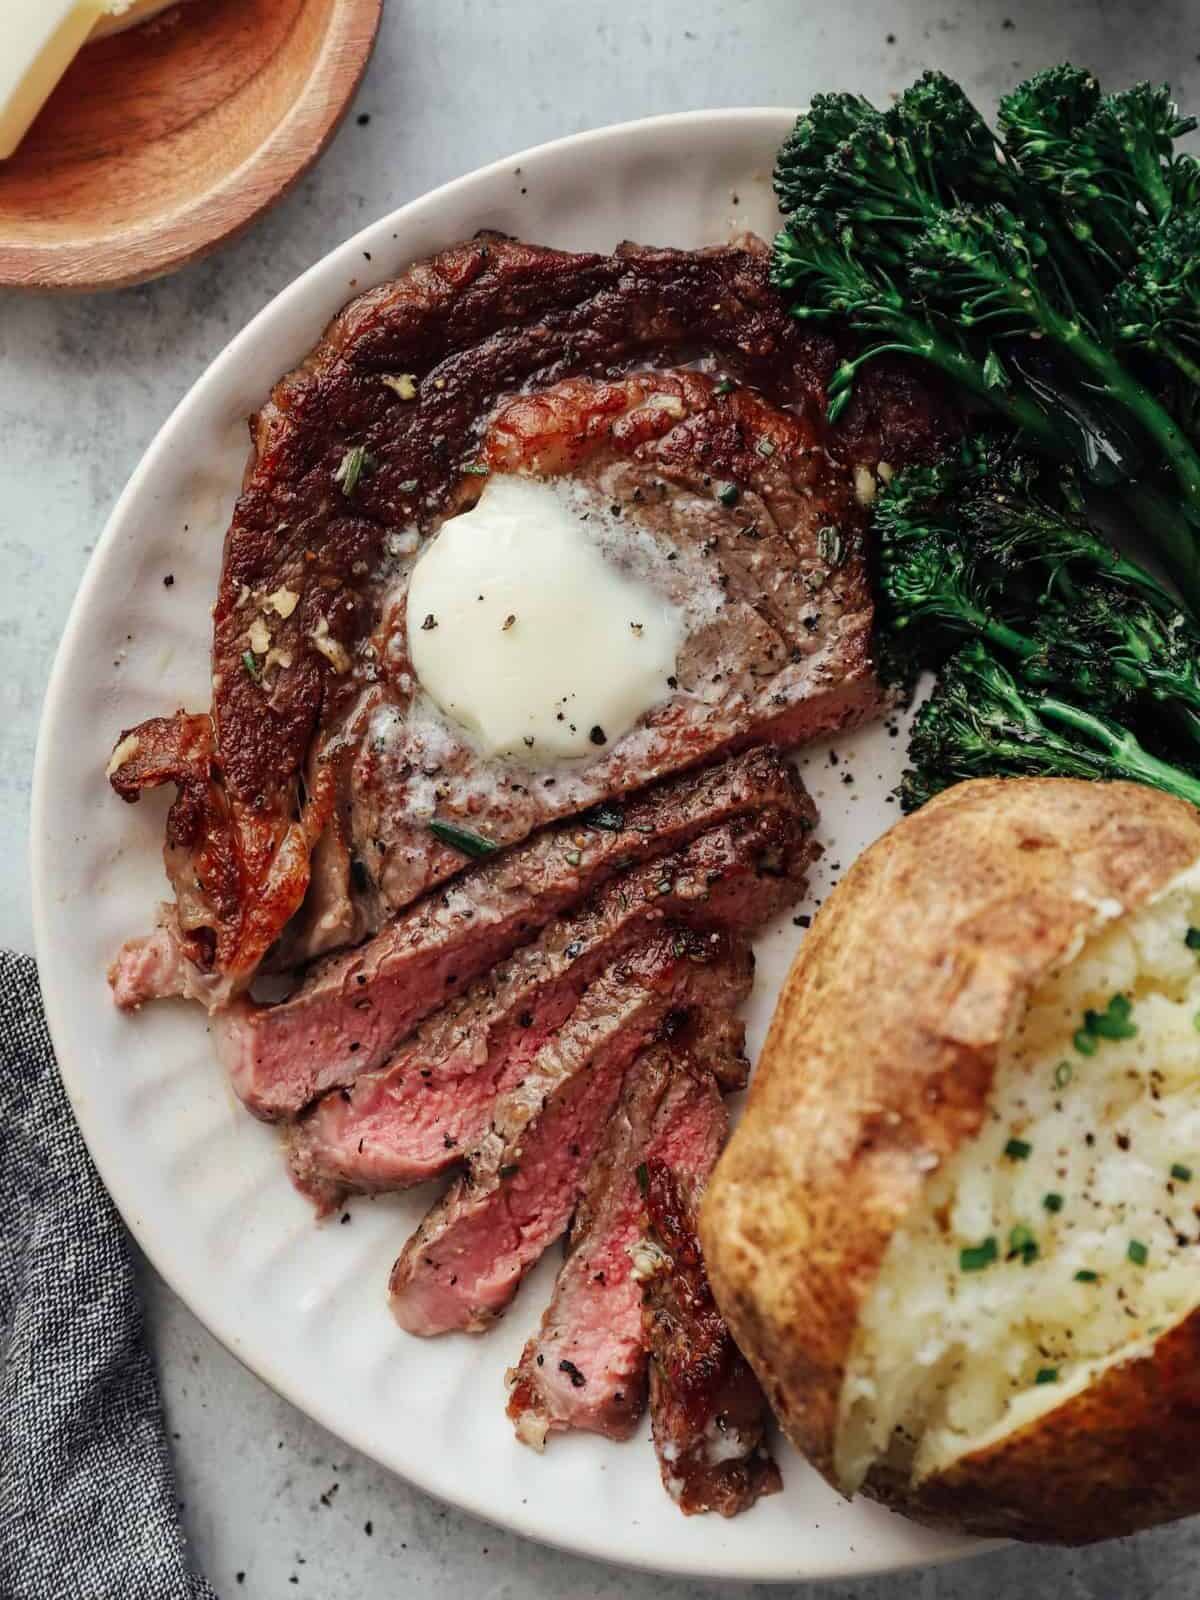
[877,440,1200,794]
[900,643,1200,813]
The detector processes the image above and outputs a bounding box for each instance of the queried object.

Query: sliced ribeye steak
[272,761,812,1139]
[107,233,955,1002]
[285,797,805,1200]
[388,928,752,1337]
[639,1157,780,1516]
[219,745,814,1116]
[506,1043,729,1449]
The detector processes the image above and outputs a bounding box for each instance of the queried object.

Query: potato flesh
[837,860,1200,1492]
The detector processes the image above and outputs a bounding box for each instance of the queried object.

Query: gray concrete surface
[6,0,1200,1592]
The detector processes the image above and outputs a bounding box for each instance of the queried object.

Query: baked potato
[702,776,1200,1543]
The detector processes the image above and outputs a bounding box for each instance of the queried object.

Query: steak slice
[284,799,808,1193]
[387,929,752,1337]
[639,1158,781,1516]
[215,746,811,1094]
[506,1045,729,1449]
[107,233,956,999]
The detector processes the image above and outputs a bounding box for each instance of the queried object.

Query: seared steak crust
[387,929,752,1337]
[108,234,955,997]
[641,1160,781,1517]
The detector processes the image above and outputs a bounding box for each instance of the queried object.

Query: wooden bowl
[0,0,382,292]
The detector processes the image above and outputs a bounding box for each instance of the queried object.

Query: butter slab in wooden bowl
[0,0,382,292]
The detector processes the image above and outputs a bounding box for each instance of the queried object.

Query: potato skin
[700,776,1200,1542]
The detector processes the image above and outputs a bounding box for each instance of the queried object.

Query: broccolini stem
[1119,481,1200,612]
[827,307,1067,448]
[1045,309,1200,513]
[1039,693,1200,806]
[1148,332,1200,393]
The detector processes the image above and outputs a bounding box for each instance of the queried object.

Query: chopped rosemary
[1186,927,1200,950]
[816,525,845,568]
[1043,1192,1064,1213]
[241,650,261,682]
[1004,1137,1032,1161]
[429,818,498,858]
[1128,1239,1149,1267]
[1171,1163,1194,1183]
[1073,1029,1098,1056]
[635,1162,649,1193]
[334,445,376,497]
[583,802,625,832]
[1074,1269,1099,1283]
[716,482,741,508]
[1034,1368,1059,1385]
[1054,1060,1073,1090]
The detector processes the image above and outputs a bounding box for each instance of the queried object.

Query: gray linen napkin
[0,951,217,1600]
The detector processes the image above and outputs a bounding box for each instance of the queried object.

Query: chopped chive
[429,818,498,858]
[1082,994,1137,1042]
[1034,1367,1059,1385]
[714,378,735,395]
[1186,927,1200,950]
[563,849,582,867]
[1004,1137,1032,1161]
[1193,1011,1200,1034]
[1043,1192,1064,1213]
[1054,1060,1074,1090]
[1074,1269,1099,1283]
[755,437,777,458]
[462,462,490,477]
[1128,1239,1149,1267]
[1171,1163,1194,1183]
[498,1163,520,1179]
[241,650,261,682]
[635,1162,649,1194]
[1074,1029,1098,1056]
[959,1237,997,1272]
[717,483,740,508]
[1008,1223,1039,1264]
[398,477,419,493]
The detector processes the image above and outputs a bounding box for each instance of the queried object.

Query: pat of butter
[408,475,682,764]
[0,0,108,159]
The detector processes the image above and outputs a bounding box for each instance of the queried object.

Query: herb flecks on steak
[107,233,954,1004]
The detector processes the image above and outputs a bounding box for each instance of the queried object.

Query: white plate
[31,110,983,1582]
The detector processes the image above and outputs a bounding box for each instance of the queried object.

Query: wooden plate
[0,0,382,292]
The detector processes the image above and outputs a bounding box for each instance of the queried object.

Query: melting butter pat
[0,0,109,159]
[408,475,682,763]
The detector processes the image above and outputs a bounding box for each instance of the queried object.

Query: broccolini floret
[902,643,1200,812]
[772,65,1200,612]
